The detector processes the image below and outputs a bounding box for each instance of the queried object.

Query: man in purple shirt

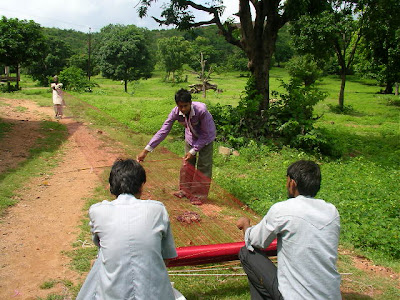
[137,88,216,205]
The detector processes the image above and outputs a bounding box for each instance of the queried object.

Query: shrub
[285,54,323,86]
[58,66,98,92]
[0,83,20,92]
[210,77,331,154]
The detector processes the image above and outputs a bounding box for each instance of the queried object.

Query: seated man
[237,160,341,300]
[76,159,178,300]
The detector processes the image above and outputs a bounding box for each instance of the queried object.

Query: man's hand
[237,217,251,232]
[137,150,149,162]
[184,152,194,161]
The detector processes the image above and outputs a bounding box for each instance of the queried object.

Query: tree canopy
[358,0,400,93]
[97,24,154,92]
[157,36,190,81]
[26,37,72,85]
[290,1,362,109]
[0,16,46,88]
[138,0,329,112]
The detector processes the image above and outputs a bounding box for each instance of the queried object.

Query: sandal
[173,190,188,199]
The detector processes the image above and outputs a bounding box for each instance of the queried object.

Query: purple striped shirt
[146,102,216,154]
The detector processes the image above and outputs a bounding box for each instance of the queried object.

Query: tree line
[0,0,399,153]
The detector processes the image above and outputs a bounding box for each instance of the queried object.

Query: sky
[0,0,240,32]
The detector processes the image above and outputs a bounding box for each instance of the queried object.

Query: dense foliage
[0,16,46,88]
[96,24,154,92]
[26,37,72,85]
[157,36,190,82]
[290,2,362,110]
[58,66,98,92]
[209,76,328,154]
[355,0,400,94]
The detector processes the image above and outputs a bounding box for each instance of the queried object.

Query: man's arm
[237,217,251,237]
[137,149,150,162]
[137,108,178,161]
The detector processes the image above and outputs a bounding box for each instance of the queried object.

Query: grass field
[1,68,399,299]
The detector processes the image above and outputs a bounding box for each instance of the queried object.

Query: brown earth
[0,97,398,299]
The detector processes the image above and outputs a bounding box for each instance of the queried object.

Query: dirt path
[0,98,122,299]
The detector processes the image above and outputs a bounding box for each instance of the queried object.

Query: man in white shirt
[237,160,341,300]
[76,159,177,300]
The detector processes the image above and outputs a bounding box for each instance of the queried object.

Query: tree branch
[346,29,362,69]
[239,0,255,49]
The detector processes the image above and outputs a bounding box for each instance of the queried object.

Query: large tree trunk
[251,56,271,112]
[124,80,128,93]
[384,81,393,94]
[239,0,280,113]
[16,65,20,90]
[339,68,346,110]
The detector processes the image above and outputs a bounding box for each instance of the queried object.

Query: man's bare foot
[173,190,188,199]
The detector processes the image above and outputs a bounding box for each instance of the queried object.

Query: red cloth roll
[168,240,277,267]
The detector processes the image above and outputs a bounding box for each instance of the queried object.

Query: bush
[285,54,323,86]
[210,77,332,154]
[58,66,98,92]
[0,83,20,93]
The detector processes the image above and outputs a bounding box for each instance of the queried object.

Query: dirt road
[0,98,122,299]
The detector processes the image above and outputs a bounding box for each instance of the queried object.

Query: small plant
[0,83,20,93]
[381,95,400,107]
[40,280,57,289]
[327,103,357,114]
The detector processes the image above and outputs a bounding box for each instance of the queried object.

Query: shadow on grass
[0,118,70,214]
[327,104,366,117]
[321,125,399,169]
[342,292,373,299]
[181,280,249,300]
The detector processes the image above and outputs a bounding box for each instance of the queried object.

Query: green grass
[2,70,399,299]
[11,70,397,263]
[0,119,13,140]
[0,120,68,214]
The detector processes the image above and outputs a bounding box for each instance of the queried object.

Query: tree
[187,36,219,72]
[286,54,322,87]
[137,0,328,113]
[290,2,362,110]
[274,25,294,67]
[69,53,100,78]
[26,37,72,86]
[97,24,154,92]
[0,16,46,89]
[157,36,190,82]
[357,0,400,94]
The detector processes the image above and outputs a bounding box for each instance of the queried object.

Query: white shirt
[51,83,63,105]
[76,194,177,300]
[245,195,341,300]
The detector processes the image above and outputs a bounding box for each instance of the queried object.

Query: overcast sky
[0,0,239,32]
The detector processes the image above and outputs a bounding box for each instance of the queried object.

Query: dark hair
[175,88,192,104]
[287,160,321,197]
[109,159,146,196]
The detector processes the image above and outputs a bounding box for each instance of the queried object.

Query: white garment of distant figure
[51,83,63,104]
[51,82,64,118]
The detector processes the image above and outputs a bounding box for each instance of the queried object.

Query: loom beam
[168,240,277,267]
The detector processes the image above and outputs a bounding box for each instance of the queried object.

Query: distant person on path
[76,159,178,300]
[137,88,216,206]
[237,160,341,300]
[51,75,64,119]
